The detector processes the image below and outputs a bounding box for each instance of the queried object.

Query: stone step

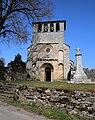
[0,87,16,91]
[3,85,16,88]
[0,89,3,93]
[0,93,14,98]
[0,82,17,87]
[0,90,15,94]
[0,87,15,92]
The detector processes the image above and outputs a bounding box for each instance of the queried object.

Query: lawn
[11,80,95,92]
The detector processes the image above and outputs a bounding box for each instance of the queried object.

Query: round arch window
[46,48,50,53]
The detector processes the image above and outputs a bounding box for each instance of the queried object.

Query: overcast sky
[0,0,95,68]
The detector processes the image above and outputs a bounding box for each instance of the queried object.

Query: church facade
[26,20,72,81]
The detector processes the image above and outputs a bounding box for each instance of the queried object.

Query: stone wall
[17,86,95,119]
[0,83,95,119]
[84,68,95,81]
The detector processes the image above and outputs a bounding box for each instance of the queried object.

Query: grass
[4,98,91,120]
[9,80,95,92]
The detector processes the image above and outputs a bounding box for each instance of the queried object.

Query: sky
[0,0,95,68]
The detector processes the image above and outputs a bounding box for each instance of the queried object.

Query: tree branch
[0,0,53,45]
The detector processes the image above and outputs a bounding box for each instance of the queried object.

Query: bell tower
[32,20,66,46]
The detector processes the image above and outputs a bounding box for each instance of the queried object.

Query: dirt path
[0,100,52,120]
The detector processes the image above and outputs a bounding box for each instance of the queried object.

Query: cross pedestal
[71,48,91,84]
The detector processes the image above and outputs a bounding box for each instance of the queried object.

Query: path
[0,100,51,120]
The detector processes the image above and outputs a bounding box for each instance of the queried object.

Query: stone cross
[76,47,80,53]
[71,47,91,83]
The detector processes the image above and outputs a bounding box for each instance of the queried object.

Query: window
[38,24,42,32]
[50,23,54,32]
[44,24,48,32]
[46,48,50,53]
[56,23,60,32]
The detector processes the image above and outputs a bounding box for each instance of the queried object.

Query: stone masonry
[0,83,95,119]
[26,20,72,81]
[16,85,95,119]
[71,48,91,83]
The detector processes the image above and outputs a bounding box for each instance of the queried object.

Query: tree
[0,57,5,67]
[0,0,53,44]
[8,53,26,72]
[0,58,5,80]
[7,54,28,80]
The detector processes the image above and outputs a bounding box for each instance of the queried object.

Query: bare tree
[0,0,53,44]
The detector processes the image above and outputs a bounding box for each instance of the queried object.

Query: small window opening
[38,24,42,32]
[46,48,50,53]
[56,23,60,32]
[44,24,48,32]
[50,23,54,32]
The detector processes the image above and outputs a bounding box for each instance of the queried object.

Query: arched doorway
[45,67,51,81]
[40,63,53,82]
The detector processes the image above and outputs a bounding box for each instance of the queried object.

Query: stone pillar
[74,48,87,79]
[54,23,56,32]
[60,23,64,31]
[34,24,38,32]
[48,23,50,32]
[71,48,91,84]
[42,24,44,32]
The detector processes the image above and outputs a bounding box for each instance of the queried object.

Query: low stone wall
[0,83,95,119]
[17,86,95,119]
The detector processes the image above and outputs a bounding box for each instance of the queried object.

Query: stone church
[27,20,73,81]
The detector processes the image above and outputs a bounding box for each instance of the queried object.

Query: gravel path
[0,100,52,120]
